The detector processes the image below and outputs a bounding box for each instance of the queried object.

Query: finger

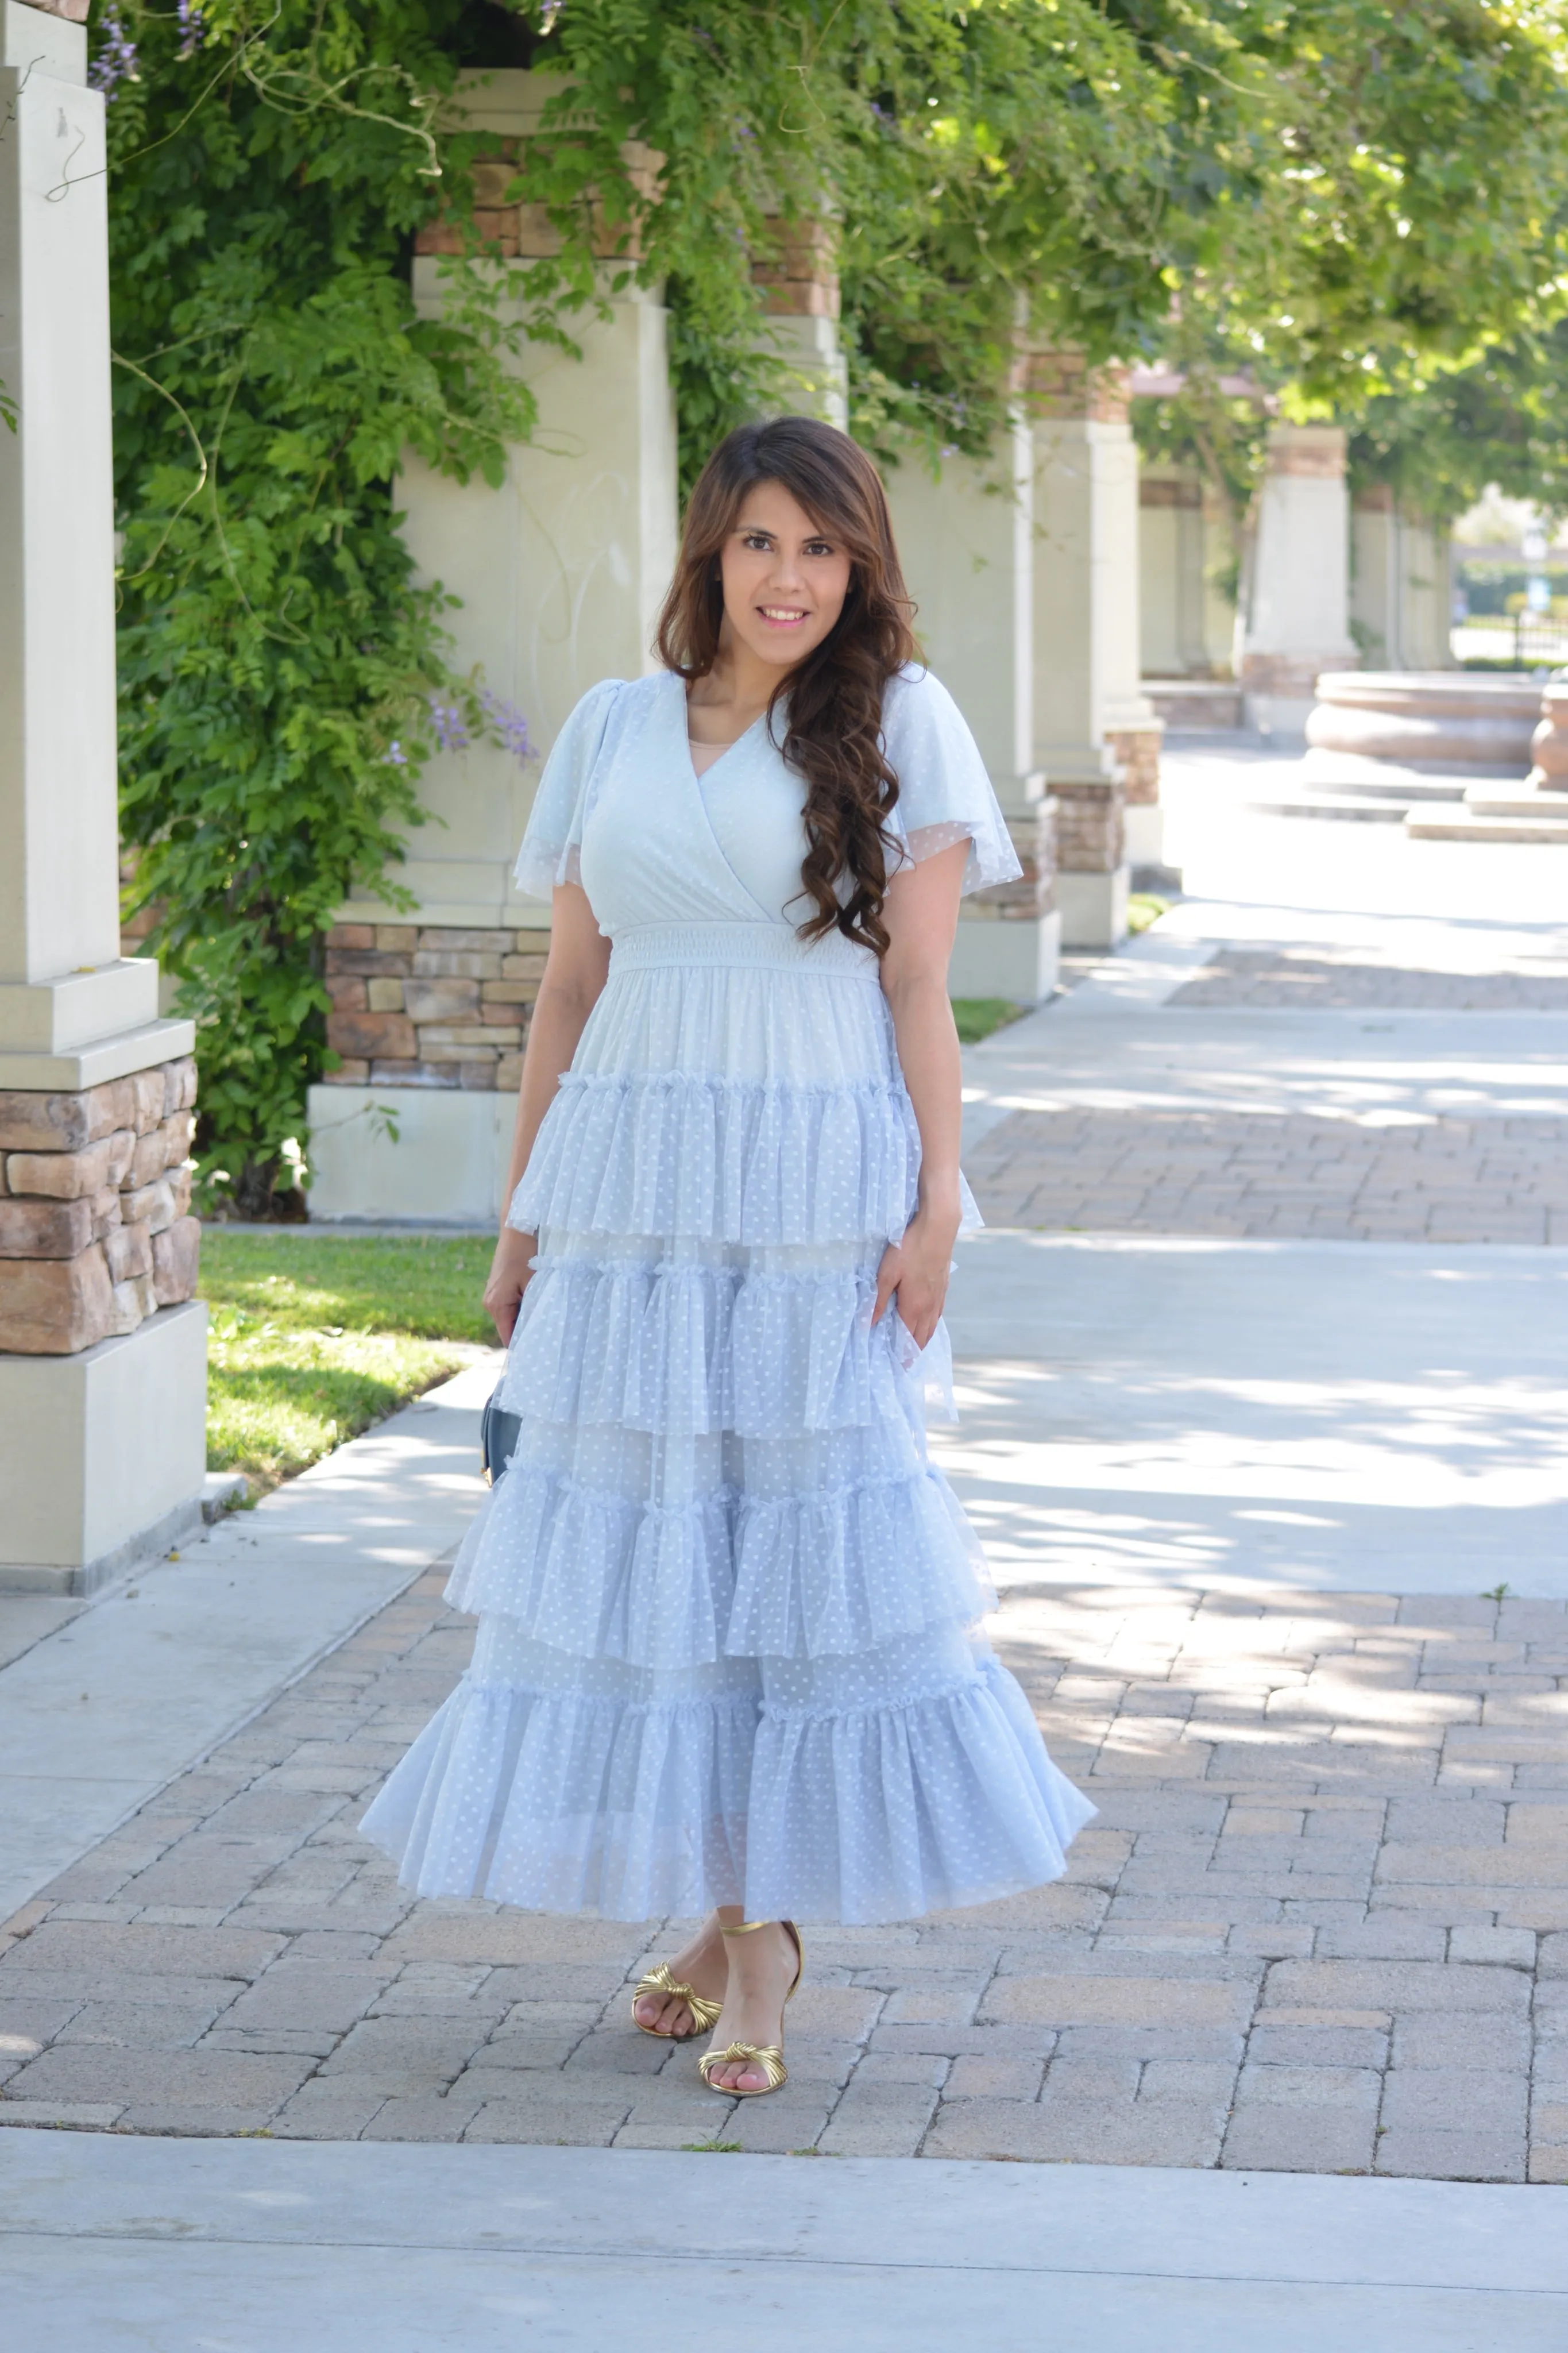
[871,1247,901,1326]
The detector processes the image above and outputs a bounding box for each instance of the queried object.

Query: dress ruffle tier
[361,927,1094,1923]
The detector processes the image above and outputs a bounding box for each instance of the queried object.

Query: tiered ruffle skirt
[361,924,1094,1922]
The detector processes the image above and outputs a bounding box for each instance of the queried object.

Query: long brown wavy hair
[654,415,918,955]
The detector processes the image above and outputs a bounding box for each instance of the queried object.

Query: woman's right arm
[482,882,611,1343]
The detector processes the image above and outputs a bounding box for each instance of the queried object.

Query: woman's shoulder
[881,662,967,739]
[881,664,983,764]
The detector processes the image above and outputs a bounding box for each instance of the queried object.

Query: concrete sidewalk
[3,2133,1564,2351]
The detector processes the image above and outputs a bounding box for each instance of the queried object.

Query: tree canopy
[91,0,1568,1208]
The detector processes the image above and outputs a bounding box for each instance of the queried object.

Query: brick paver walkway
[1169,947,1568,1011]
[967,1109,1568,1242]
[4,1565,1565,2182]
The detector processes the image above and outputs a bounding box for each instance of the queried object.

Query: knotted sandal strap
[698,2041,787,2096]
[630,1961,723,2040]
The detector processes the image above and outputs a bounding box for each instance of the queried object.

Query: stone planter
[1305,672,1539,777]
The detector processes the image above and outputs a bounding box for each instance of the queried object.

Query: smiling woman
[360,415,1094,2105]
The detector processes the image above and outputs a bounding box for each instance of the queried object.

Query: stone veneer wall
[961,801,1059,928]
[1052,780,1125,874]
[1105,723,1164,808]
[322,924,550,1093]
[0,1055,200,1354]
[1024,348,1130,425]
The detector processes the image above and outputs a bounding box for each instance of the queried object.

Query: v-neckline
[680,676,769,788]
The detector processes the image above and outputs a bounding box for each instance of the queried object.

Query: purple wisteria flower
[478,688,535,765]
[428,699,472,753]
[539,1,563,32]
[89,6,138,97]
[177,1,205,59]
[385,740,408,767]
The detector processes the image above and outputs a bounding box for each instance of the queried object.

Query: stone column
[1142,463,1222,677]
[1027,350,1165,942]
[1351,486,1452,670]
[752,215,848,430]
[886,415,1060,1005]
[305,69,679,1224]
[0,0,206,1591]
[1241,422,1358,735]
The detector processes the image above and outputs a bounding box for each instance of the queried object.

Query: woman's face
[717,479,853,675]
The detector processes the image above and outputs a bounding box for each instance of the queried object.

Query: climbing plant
[102,1,538,1217]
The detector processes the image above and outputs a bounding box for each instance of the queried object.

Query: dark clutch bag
[480,1388,522,1488]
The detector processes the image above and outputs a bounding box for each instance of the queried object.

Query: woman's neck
[686,629,793,739]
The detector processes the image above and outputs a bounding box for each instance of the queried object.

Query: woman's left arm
[874,838,970,1349]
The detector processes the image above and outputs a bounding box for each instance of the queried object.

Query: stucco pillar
[306,69,679,1224]
[752,215,848,430]
[1027,351,1164,942]
[885,415,1059,1006]
[1351,487,1452,670]
[0,0,206,1591]
[1242,423,1358,735]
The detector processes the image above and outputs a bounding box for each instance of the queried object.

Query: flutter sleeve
[880,666,1022,896]
[512,677,624,900]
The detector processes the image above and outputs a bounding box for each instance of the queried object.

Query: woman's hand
[484,1226,538,1345]
[872,1199,961,1352]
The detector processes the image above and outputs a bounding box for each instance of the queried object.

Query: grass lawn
[951,996,1028,1044]
[199,1231,497,1490]
[1127,893,1171,935]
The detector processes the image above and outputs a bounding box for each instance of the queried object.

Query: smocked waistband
[608,923,879,978]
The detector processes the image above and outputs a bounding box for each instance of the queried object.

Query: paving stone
[1375,2127,1526,2183]
[1448,1926,1538,1967]
[983,1975,1254,2029]
[0,1921,284,1980]
[1044,2054,1141,2102]
[929,2093,1226,2167]
[720,2093,837,2155]
[380,1912,647,1968]
[4,2045,310,2109]
[944,2054,1046,2101]
[359,2092,486,2141]
[1380,2066,1528,2137]
[460,2098,629,2146]
[1246,2023,1388,2069]
[1222,2105,1377,2173]
[1235,2063,1381,2113]
[817,2081,937,2157]
[868,2023,1058,2060]
[53,2001,222,2049]
[1262,1960,1531,2015]
[0,2101,126,2128]
[1314,1922,1448,1961]
[848,2050,949,2090]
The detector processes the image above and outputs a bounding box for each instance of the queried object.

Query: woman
[362,415,1093,2099]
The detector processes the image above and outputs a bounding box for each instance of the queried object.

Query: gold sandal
[697,1919,804,2099]
[629,1959,723,2042]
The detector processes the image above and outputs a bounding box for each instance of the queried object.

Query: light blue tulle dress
[361,665,1094,1923]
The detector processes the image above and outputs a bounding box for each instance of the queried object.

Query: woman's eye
[805,542,833,557]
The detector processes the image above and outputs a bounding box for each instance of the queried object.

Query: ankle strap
[720,1919,772,1937]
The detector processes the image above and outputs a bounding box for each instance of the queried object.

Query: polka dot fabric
[360,670,1095,1924]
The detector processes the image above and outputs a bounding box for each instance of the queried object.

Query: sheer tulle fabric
[360,669,1094,1923]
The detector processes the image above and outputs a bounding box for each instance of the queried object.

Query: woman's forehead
[732,479,833,536]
